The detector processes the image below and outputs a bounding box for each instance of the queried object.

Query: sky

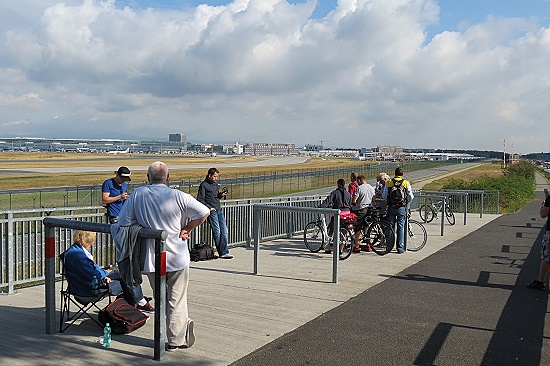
[0,0,549,154]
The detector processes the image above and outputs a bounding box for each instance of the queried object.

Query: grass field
[0,152,374,190]
[421,163,503,191]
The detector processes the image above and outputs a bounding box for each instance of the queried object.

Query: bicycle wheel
[304,222,324,252]
[338,228,353,260]
[366,221,394,256]
[406,220,427,251]
[445,208,456,225]
[419,205,434,223]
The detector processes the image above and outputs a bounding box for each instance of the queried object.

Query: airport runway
[0,156,310,175]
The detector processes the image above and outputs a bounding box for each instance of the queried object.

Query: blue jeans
[388,205,406,253]
[106,269,144,305]
[208,209,229,256]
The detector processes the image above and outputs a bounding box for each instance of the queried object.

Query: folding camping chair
[59,252,112,333]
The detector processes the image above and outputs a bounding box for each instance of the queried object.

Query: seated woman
[63,230,124,297]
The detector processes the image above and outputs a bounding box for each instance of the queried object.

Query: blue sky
[116,0,550,38]
[0,0,549,153]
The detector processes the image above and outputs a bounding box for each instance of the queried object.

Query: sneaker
[166,344,187,352]
[352,246,361,253]
[526,280,545,291]
[186,319,195,348]
[221,253,234,259]
[364,245,371,252]
[136,302,155,313]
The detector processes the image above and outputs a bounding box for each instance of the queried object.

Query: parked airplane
[107,148,130,154]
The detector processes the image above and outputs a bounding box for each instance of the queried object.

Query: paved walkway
[1,174,547,365]
[232,174,550,366]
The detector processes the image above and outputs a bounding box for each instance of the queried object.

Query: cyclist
[382,167,414,254]
[374,172,390,212]
[348,172,359,196]
[319,178,352,254]
[351,175,376,252]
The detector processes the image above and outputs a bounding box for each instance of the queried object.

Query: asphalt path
[231,175,550,366]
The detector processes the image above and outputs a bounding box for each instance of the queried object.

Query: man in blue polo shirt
[102,166,131,224]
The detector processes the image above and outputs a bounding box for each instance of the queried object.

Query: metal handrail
[252,205,341,283]
[42,217,168,361]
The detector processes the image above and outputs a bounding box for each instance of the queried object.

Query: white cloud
[2,120,30,127]
[0,0,548,153]
[0,93,45,109]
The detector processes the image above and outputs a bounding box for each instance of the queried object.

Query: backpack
[388,178,407,206]
[190,242,217,262]
[98,298,148,334]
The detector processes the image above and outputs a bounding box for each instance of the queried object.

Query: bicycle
[405,210,427,251]
[303,215,354,260]
[419,198,455,225]
[358,207,395,256]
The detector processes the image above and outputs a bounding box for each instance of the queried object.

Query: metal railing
[419,189,499,215]
[0,196,325,293]
[1,188,500,293]
[252,205,341,283]
[43,217,168,361]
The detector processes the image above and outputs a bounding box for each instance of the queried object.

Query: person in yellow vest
[382,167,414,254]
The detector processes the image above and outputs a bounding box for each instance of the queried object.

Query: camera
[221,187,228,194]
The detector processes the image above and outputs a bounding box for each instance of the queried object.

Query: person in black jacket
[319,179,352,253]
[197,168,233,259]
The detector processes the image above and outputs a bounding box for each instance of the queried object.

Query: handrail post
[153,236,167,361]
[440,197,445,236]
[247,199,253,247]
[253,205,260,275]
[332,212,340,284]
[4,213,16,295]
[44,221,56,334]
[463,193,468,225]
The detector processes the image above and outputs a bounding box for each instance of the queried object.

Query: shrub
[441,160,536,213]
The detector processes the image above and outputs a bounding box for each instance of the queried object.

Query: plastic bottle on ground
[103,322,111,348]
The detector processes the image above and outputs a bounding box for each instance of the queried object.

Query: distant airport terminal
[0,136,481,161]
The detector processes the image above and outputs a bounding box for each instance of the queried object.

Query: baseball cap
[117,166,131,181]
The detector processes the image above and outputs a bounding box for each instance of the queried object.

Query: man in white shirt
[351,175,376,252]
[118,161,210,351]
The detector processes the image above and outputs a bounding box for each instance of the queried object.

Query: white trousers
[147,266,190,346]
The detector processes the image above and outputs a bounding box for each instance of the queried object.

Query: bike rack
[421,191,469,225]
[443,189,487,218]
[411,194,448,236]
[252,205,341,283]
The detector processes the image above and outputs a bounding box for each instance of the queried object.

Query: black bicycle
[419,198,455,225]
[358,207,395,256]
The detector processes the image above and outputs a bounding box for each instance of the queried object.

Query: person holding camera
[197,167,233,259]
[102,166,131,224]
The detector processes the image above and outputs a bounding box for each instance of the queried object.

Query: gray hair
[148,161,169,184]
[379,172,390,180]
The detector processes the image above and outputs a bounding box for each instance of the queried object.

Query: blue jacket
[319,187,352,210]
[63,243,109,297]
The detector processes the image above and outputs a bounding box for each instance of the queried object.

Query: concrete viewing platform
[2,212,500,366]
[2,172,549,365]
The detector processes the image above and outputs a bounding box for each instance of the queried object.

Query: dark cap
[117,166,131,181]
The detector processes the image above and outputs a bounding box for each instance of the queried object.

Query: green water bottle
[103,322,111,348]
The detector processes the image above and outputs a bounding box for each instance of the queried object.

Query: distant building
[375,145,403,159]
[304,144,322,152]
[223,142,244,155]
[168,133,185,143]
[244,142,299,156]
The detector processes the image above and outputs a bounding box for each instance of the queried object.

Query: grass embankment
[423,161,536,213]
